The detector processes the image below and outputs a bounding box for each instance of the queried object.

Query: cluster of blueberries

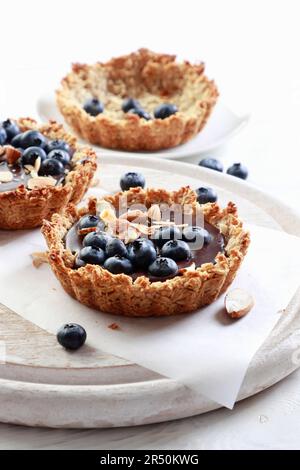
[83,97,178,121]
[75,213,211,278]
[0,119,73,177]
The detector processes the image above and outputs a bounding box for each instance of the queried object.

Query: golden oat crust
[0,118,97,230]
[56,49,219,151]
[42,187,250,317]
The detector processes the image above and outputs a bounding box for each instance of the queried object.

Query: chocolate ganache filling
[0,125,74,193]
[65,208,225,282]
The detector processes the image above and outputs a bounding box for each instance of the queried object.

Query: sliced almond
[124,226,140,244]
[27,176,56,190]
[184,262,196,272]
[97,199,114,215]
[100,207,117,225]
[147,204,161,221]
[119,209,146,222]
[152,220,175,226]
[77,226,98,236]
[31,251,49,268]
[4,145,22,165]
[24,164,37,176]
[130,222,152,235]
[34,156,41,173]
[0,171,13,183]
[225,288,254,319]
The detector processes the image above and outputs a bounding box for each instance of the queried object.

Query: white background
[1,0,300,450]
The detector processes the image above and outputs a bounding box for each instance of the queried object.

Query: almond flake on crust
[180,262,196,272]
[0,171,13,183]
[27,176,56,189]
[31,251,49,268]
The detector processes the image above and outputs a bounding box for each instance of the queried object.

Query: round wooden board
[1,154,300,429]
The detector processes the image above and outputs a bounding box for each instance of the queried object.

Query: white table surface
[1,0,300,450]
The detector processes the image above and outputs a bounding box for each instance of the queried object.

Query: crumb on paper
[108,322,120,330]
[31,251,48,268]
[259,415,269,424]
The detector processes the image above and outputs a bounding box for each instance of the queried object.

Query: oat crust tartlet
[42,186,250,317]
[0,118,97,230]
[56,49,219,151]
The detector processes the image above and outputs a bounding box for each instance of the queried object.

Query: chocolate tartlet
[42,186,250,317]
[0,118,97,230]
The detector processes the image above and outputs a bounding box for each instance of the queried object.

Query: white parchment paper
[0,222,300,408]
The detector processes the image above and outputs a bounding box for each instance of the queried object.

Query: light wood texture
[0,154,300,428]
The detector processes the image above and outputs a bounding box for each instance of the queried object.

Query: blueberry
[0,127,7,145]
[128,108,151,120]
[196,187,218,204]
[120,172,146,191]
[161,240,191,262]
[74,255,87,269]
[122,98,141,113]
[152,225,181,248]
[46,139,72,155]
[227,163,248,180]
[104,255,133,274]
[182,226,212,247]
[127,238,157,268]
[78,246,105,265]
[20,130,47,149]
[83,231,111,250]
[106,238,128,258]
[83,98,104,116]
[39,158,65,176]
[21,146,47,166]
[148,257,178,277]
[154,103,178,119]
[11,133,24,148]
[48,149,71,166]
[57,323,87,350]
[1,119,20,142]
[78,214,103,231]
[199,158,223,173]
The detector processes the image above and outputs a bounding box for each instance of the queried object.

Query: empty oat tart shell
[0,118,97,230]
[56,49,219,151]
[42,186,250,317]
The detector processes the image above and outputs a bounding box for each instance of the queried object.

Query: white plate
[0,155,300,428]
[37,93,250,159]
